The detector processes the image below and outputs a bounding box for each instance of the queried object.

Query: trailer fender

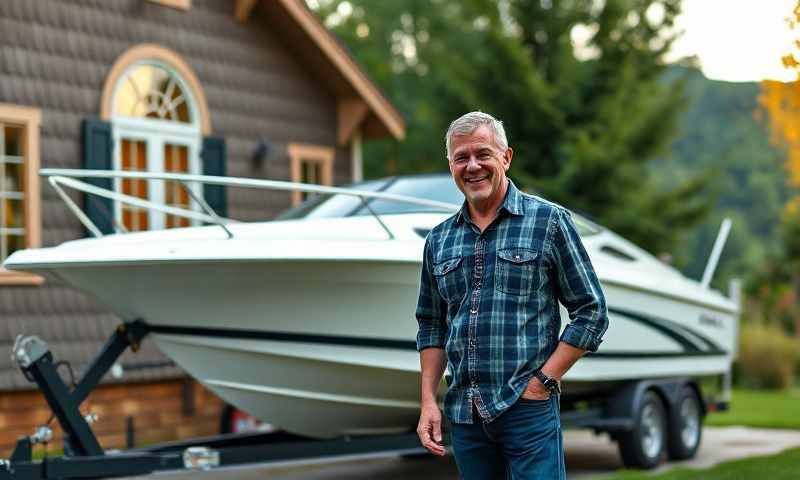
[605,378,697,429]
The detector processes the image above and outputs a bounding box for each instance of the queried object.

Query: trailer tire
[618,390,666,469]
[667,386,703,460]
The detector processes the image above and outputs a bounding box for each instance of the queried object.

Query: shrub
[735,323,799,390]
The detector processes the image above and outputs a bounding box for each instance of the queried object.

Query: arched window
[114,63,193,124]
[101,45,211,232]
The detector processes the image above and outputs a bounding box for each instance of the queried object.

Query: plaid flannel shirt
[415,180,608,424]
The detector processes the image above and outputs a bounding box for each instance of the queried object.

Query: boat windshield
[276,174,601,236]
[277,175,463,220]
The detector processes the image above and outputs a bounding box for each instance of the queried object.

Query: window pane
[115,64,190,124]
[314,163,322,185]
[164,144,190,229]
[178,145,188,172]
[4,126,22,156]
[175,102,189,123]
[138,209,148,230]
[7,232,23,256]
[301,161,314,184]
[116,78,139,117]
[164,143,173,172]
[299,160,323,203]
[121,139,132,170]
[0,124,28,264]
[3,163,23,193]
[123,209,132,229]
[136,141,146,170]
[120,138,149,231]
[2,199,23,228]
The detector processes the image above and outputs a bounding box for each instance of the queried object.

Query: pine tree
[311,0,711,254]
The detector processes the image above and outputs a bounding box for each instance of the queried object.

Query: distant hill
[656,67,789,289]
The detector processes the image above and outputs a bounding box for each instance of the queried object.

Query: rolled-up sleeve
[550,208,608,352]
[416,235,448,351]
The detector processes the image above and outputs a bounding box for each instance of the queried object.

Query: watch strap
[534,370,560,395]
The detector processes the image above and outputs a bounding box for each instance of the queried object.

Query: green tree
[653,67,789,290]
[757,0,800,335]
[311,0,712,254]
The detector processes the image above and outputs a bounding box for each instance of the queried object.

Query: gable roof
[240,0,405,144]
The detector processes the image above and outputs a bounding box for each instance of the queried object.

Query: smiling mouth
[465,176,489,184]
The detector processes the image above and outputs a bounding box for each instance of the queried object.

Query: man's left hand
[521,376,550,400]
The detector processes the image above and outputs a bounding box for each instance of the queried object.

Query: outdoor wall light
[251,137,273,171]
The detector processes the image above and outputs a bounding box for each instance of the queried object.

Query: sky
[669,0,799,82]
[311,0,799,83]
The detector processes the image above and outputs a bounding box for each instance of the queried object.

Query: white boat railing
[40,168,460,240]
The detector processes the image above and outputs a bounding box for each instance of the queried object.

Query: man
[415,111,608,479]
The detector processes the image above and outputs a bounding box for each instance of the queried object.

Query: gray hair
[445,111,509,158]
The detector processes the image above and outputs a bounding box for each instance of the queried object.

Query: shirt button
[514,255,521,261]
[470,308,478,314]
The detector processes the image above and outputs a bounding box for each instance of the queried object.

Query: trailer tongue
[2,323,429,480]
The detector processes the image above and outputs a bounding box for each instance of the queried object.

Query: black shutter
[201,136,227,218]
[81,118,114,235]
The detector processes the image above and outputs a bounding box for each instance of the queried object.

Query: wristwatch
[534,370,561,395]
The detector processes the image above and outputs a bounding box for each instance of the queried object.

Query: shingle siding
[0,0,352,391]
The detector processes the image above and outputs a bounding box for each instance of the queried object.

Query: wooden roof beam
[235,0,258,22]
[275,0,405,141]
[338,98,369,146]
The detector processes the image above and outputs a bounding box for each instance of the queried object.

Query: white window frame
[110,61,203,230]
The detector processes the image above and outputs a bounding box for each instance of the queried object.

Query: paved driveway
[131,427,800,479]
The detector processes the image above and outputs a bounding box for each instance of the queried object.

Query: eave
[235,0,406,144]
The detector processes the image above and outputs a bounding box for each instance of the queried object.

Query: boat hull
[40,258,736,438]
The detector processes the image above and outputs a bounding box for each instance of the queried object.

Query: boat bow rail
[40,168,460,240]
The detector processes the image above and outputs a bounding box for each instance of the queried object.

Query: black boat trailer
[1,321,432,479]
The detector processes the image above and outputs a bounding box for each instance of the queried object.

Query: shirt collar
[454,179,524,225]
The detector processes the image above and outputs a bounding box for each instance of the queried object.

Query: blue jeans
[450,395,565,480]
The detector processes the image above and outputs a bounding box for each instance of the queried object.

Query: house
[0,0,404,452]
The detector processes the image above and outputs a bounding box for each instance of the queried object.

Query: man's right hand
[416,402,446,456]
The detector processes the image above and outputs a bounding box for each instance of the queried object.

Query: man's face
[448,124,513,206]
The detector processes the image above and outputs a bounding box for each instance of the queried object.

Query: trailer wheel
[618,390,666,469]
[667,386,702,460]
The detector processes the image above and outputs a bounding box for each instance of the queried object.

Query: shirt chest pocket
[433,257,467,305]
[495,248,538,296]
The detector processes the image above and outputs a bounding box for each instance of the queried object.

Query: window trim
[288,143,334,206]
[0,103,43,285]
[102,47,207,232]
[100,44,211,135]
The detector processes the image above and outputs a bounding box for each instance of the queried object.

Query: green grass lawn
[705,388,800,429]
[606,448,800,480]
[604,389,800,479]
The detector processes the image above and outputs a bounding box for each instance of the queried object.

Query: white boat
[4,169,739,443]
